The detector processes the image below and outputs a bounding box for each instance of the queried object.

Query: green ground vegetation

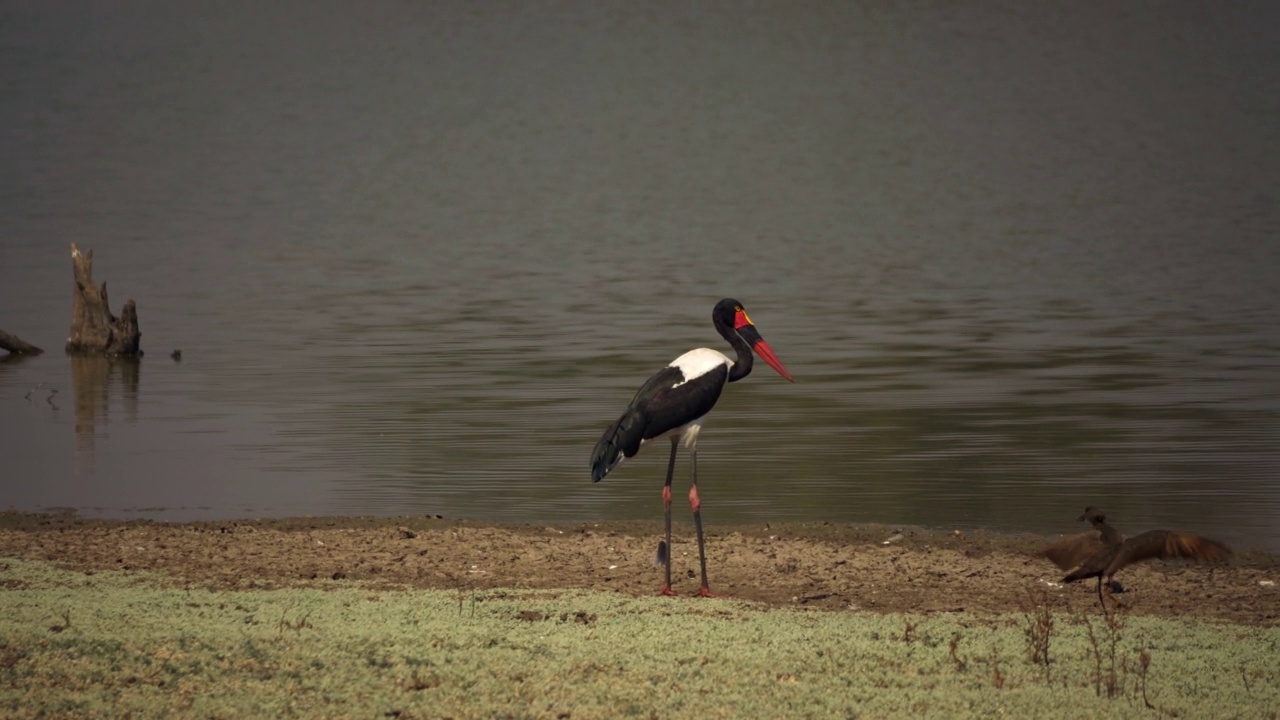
[1,559,1276,719]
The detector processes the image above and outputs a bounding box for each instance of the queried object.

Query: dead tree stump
[0,329,43,355]
[65,243,143,356]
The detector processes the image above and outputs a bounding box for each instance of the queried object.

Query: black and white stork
[590,298,794,596]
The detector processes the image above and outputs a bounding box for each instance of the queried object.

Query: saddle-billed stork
[590,298,794,596]
[1040,506,1231,610]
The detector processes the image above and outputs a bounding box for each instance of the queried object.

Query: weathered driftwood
[0,329,43,355]
[65,243,142,356]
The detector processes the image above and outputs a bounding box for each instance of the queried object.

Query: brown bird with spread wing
[1041,507,1232,608]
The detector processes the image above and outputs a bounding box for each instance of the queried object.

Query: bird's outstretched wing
[1104,530,1231,576]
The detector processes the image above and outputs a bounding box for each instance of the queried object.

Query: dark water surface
[2,2,1278,550]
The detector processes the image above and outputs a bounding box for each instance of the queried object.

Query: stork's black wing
[590,363,728,482]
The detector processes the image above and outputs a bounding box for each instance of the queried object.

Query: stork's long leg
[659,439,678,596]
[688,446,721,597]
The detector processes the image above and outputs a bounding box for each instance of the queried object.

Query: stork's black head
[1078,506,1106,523]
[713,298,744,328]
[712,297,793,382]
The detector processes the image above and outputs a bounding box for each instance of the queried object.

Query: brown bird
[1040,507,1232,608]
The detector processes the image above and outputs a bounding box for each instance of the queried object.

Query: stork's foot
[659,585,678,597]
[694,587,726,599]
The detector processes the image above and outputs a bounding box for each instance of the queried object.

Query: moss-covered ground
[1,559,1276,719]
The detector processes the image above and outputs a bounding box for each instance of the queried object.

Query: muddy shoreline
[1,511,1274,625]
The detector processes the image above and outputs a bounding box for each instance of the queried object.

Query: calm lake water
[2,2,1278,550]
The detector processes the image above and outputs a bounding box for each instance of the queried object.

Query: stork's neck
[715,315,753,383]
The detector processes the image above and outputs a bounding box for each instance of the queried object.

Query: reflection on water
[70,356,140,474]
[0,353,37,372]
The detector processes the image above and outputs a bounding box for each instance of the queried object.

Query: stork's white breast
[668,348,732,387]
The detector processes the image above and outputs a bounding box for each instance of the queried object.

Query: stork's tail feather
[590,408,646,482]
[590,431,621,483]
